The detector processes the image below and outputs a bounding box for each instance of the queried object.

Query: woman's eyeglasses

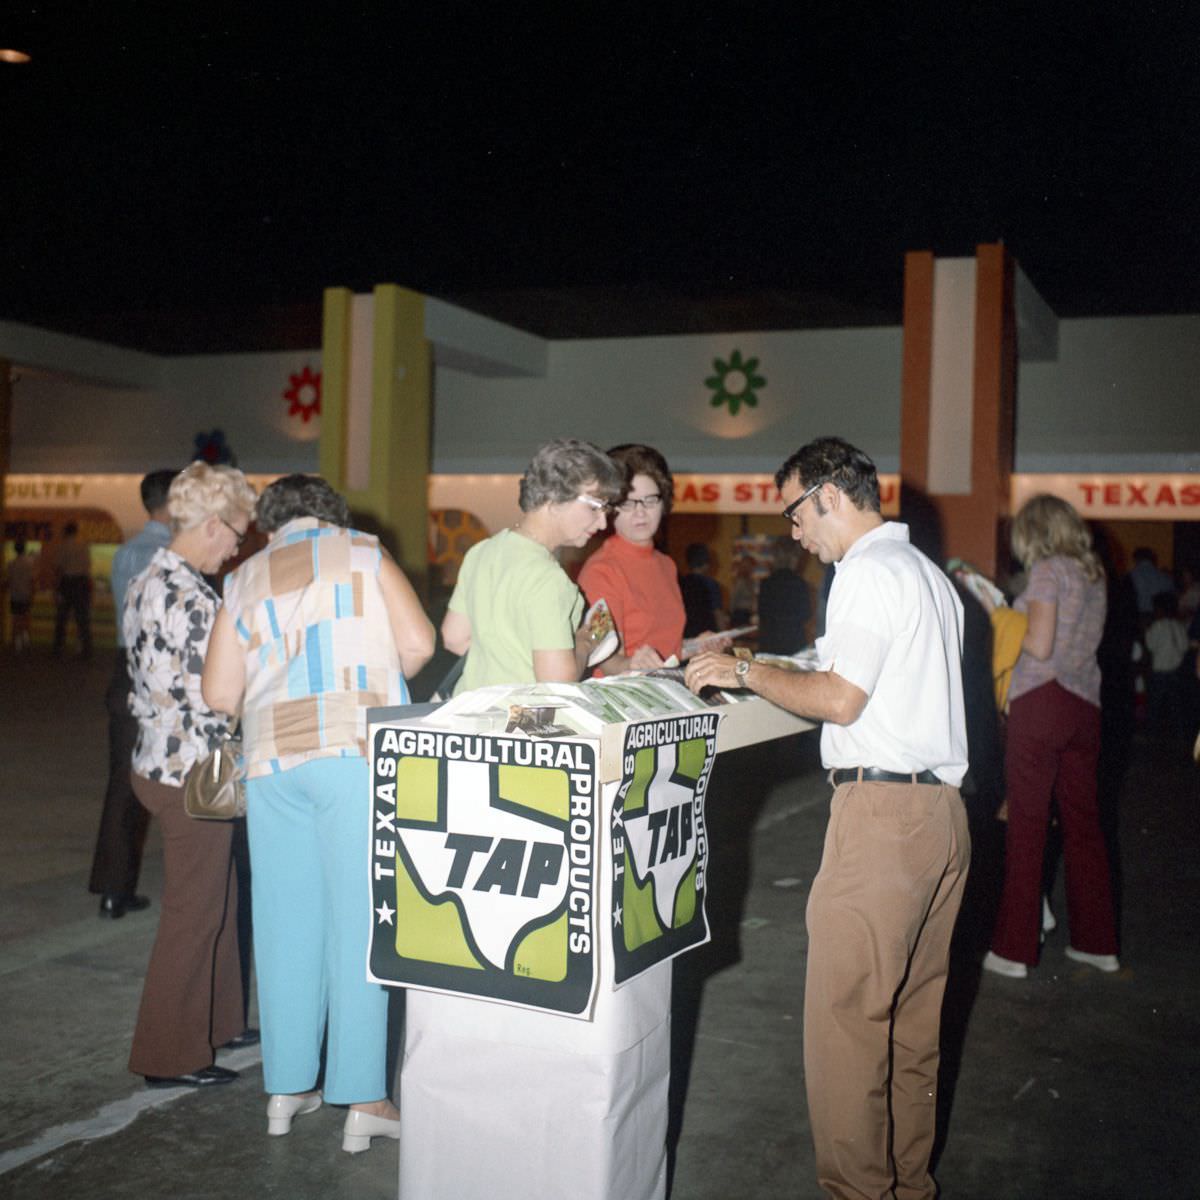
[616,494,663,513]
[575,494,613,515]
[220,518,247,548]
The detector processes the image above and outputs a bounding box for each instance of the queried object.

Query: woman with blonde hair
[124,461,258,1087]
[982,494,1120,978]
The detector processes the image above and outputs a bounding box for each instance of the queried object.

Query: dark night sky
[1,3,1197,347]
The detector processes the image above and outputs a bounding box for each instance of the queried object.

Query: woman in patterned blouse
[203,474,435,1153]
[123,461,258,1088]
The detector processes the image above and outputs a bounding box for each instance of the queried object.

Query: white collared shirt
[815,522,968,787]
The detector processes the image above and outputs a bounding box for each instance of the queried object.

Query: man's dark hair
[685,542,711,571]
[775,437,880,513]
[140,469,179,515]
[256,474,351,533]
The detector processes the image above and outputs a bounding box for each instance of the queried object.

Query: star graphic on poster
[613,902,623,928]
[375,901,395,925]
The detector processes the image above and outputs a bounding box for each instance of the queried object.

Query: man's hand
[686,650,869,726]
[684,651,743,694]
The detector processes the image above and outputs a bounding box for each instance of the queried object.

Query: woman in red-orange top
[579,444,686,674]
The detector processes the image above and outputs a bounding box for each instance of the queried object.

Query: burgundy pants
[990,681,1118,965]
[128,774,244,1077]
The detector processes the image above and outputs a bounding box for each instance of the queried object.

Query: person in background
[755,537,811,655]
[442,439,625,690]
[53,521,93,658]
[981,494,1120,979]
[1143,590,1189,738]
[203,474,435,1152]
[1176,564,1200,623]
[89,469,178,919]
[679,542,726,638]
[729,556,757,628]
[1128,546,1173,625]
[124,462,258,1089]
[578,443,686,674]
[4,539,35,654]
[685,436,968,1200]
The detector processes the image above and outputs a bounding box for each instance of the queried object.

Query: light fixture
[0,49,32,64]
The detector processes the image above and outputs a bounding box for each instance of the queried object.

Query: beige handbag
[183,735,247,819]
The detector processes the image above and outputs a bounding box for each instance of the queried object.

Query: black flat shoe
[222,1028,260,1048]
[99,894,151,919]
[144,1065,239,1088]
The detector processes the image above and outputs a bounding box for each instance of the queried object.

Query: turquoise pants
[246,757,389,1104]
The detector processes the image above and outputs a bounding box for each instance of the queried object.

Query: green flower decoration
[705,349,766,415]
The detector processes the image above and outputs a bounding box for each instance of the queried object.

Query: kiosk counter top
[369,668,817,783]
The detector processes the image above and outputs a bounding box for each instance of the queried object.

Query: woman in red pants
[983,495,1120,979]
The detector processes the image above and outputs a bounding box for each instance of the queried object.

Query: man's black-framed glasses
[783,480,824,527]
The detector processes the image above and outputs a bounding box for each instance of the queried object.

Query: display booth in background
[2,506,122,648]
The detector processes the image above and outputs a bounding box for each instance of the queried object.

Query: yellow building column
[320,285,431,594]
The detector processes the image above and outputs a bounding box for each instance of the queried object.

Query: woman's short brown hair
[607,443,674,514]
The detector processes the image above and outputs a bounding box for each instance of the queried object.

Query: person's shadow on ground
[666,732,819,1195]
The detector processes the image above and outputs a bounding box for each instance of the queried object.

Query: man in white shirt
[89,469,177,918]
[686,437,969,1200]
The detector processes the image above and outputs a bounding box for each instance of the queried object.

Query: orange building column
[900,243,1016,578]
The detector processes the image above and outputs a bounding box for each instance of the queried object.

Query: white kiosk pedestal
[370,688,813,1200]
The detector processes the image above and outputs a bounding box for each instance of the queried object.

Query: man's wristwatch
[733,649,752,684]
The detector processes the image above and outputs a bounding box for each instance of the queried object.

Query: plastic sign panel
[369,726,599,1017]
[612,713,720,985]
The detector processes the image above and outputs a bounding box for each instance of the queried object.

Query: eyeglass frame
[574,494,613,515]
[615,493,663,513]
[219,517,248,548]
[782,479,826,527]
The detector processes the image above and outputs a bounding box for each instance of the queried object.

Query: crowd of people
[4,433,1198,1196]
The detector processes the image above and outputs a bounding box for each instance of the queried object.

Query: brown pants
[128,774,244,1078]
[804,780,969,1200]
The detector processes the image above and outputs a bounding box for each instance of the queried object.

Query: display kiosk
[367,676,813,1200]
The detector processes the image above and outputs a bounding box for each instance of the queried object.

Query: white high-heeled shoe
[1065,946,1120,973]
[266,1091,322,1136]
[342,1108,401,1154]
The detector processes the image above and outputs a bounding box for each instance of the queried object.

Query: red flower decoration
[284,366,322,422]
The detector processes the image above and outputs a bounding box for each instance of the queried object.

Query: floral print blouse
[123,547,233,786]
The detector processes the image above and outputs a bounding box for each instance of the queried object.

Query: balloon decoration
[192,429,235,465]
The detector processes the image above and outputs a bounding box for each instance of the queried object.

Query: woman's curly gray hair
[167,462,257,533]
[518,439,624,513]
[255,474,351,533]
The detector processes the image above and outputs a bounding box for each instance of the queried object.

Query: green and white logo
[705,348,766,416]
[612,714,719,984]
[369,727,598,1016]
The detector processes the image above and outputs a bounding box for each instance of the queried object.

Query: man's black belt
[829,767,942,787]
